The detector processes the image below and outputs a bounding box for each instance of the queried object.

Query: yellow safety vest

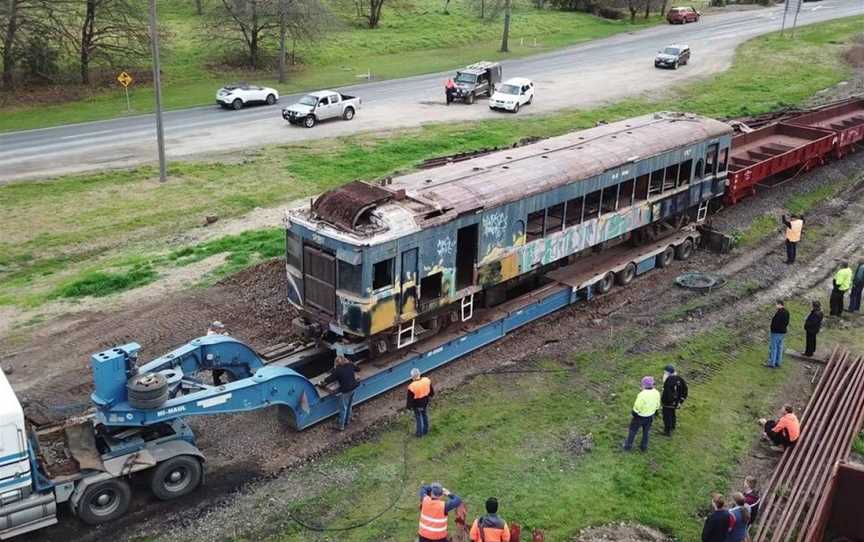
[836,268,853,292]
[786,219,803,243]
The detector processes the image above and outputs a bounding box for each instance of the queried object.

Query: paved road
[1,0,861,183]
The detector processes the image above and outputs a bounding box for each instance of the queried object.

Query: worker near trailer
[758,404,800,451]
[766,300,789,368]
[830,262,853,316]
[701,493,733,542]
[320,356,360,431]
[660,364,688,436]
[802,301,823,357]
[623,376,661,452]
[445,78,456,105]
[469,497,511,542]
[407,368,435,438]
[207,321,230,385]
[726,492,752,542]
[781,214,804,264]
[418,482,462,542]
[848,261,864,313]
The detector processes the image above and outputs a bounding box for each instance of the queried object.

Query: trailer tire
[77,478,131,525]
[675,238,694,261]
[656,246,675,268]
[616,263,637,286]
[149,456,203,501]
[127,373,169,410]
[595,272,615,295]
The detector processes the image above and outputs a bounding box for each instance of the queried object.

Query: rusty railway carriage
[285,112,733,356]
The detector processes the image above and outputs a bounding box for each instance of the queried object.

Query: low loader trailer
[0,228,699,538]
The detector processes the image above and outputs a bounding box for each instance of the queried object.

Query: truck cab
[453,61,502,104]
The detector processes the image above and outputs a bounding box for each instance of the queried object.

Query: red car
[667,6,700,23]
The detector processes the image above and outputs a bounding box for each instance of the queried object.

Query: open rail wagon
[788,97,864,159]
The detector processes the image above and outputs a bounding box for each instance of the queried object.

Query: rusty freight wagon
[788,97,864,159]
[285,112,733,357]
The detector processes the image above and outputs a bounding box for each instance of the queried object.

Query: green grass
[55,265,158,299]
[1,16,861,309]
[0,0,660,132]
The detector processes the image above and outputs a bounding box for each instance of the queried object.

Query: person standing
[831,262,853,316]
[726,492,751,542]
[623,376,661,452]
[803,301,823,357]
[207,321,230,385]
[418,483,462,542]
[407,368,435,438]
[702,494,733,542]
[469,497,511,542]
[766,300,790,368]
[320,356,360,431]
[849,261,864,313]
[743,476,760,524]
[782,214,804,264]
[759,404,800,451]
[661,364,688,436]
[445,78,456,105]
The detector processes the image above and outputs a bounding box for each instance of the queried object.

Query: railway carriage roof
[291,112,732,244]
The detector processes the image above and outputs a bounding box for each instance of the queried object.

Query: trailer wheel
[616,263,637,286]
[127,372,169,410]
[77,479,131,525]
[149,456,203,501]
[675,238,694,261]
[656,246,675,268]
[595,272,615,295]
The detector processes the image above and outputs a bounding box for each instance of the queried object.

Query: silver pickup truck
[281,90,361,128]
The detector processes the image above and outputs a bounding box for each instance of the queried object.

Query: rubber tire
[149,456,203,501]
[595,272,615,295]
[466,92,475,105]
[232,99,243,110]
[76,478,132,526]
[656,246,675,268]
[675,239,694,261]
[673,61,679,70]
[513,102,520,114]
[616,263,637,286]
[304,115,316,128]
[343,107,355,120]
[127,372,169,410]
[265,94,276,105]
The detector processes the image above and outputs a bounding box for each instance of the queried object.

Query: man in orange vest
[759,404,800,451]
[407,368,435,437]
[470,497,511,542]
[418,483,462,542]
[782,214,804,264]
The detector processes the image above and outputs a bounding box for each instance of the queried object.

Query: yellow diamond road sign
[117,71,133,87]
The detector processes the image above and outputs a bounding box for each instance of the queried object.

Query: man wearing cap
[661,365,689,436]
[418,483,462,542]
[207,321,229,385]
[623,376,662,452]
[407,368,435,438]
[470,497,511,542]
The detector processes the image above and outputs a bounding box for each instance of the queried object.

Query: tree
[626,0,638,22]
[499,0,510,52]
[195,0,204,15]
[276,0,328,82]
[214,0,279,69]
[1,0,45,88]
[644,0,651,19]
[1,0,21,88]
[353,0,386,29]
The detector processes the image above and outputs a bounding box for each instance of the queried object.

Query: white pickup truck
[281,90,361,128]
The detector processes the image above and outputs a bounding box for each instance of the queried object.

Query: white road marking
[60,129,115,140]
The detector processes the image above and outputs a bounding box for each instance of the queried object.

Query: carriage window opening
[648,168,665,195]
[527,210,545,242]
[678,159,693,186]
[546,203,565,235]
[372,258,394,290]
[286,231,302,271]
[719,148,729,172]
[514,220,526,244]
[583,190,601,221]
[705,144,718,176]
[663,164,680,192]
[634,174,650,201]
[420,273,443,303]
[695,159,704,178]
[564,197,584,227]
[338,260,363,295]
[618,179,635,210]
[601,185,618,214]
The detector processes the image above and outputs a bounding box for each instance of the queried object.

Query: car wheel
[149,456,203,501]
[513,103,520,114]
[76,479,132,526]
[304,115,316,128]
[343,107,355,121]
[466,92,475,105]
[232,99,243,110]
[265,94,276,105]
[673,61,679,70]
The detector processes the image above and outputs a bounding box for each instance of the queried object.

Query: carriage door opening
[456,224,478,291]
[400,249,418,318]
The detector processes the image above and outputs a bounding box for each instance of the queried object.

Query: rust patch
[312,181,392,231]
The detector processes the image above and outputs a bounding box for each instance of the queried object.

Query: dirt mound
[572,523,671,542]
[843,35,864,68]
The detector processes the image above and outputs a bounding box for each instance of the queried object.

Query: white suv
[489,78,535,113]
[216,83,279,110]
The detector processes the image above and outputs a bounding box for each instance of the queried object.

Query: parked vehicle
[282,90,362,128]
[666,6,700,23]
[216,83,279,110]
[655,44,691,69]
[451,61,502,104]
[489,78,535,113]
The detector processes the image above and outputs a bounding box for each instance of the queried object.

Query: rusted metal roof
[312,180,392,230]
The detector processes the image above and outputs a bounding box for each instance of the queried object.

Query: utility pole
[148,0,167,182]
[500,0,511,53]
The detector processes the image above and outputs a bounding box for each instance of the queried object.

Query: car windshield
[498,84,520,95]
[456,72,477,84]
[662,47,681,55]
[299,95,318,106]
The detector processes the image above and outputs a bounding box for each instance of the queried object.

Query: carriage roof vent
[312,180,392,231]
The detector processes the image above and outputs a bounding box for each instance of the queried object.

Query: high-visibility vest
[836,268,853,292]
[786,219,803,243]
[418,496,448,540]
[470,517,511,542]
[409,377,432,400]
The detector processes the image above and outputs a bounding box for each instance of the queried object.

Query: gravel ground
[573,523,671,542]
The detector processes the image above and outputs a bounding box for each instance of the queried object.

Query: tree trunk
[80,0,96,85]
[249,0,258,69]
[499,0,511,52]
[368,0,384,28]
[660,0,668,16]
[2,0,18,89]
[195,0,203,15]
[644,0,651,19]
[277,2,287,83]
[480,0,485,18]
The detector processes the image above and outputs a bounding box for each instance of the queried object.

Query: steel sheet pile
[754,347,864,542]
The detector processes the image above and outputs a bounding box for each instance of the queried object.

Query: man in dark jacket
[661,364,688,436]
[767,300,790,368]
[320,356,360,431]
[849,261,864,313]
[803,301,823,357]
[702,493,733,542]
